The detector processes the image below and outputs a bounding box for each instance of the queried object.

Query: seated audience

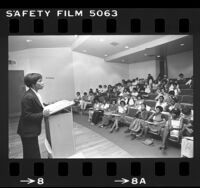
[80,92,89,111]
[124,103,150,139]
[88,98,101,122]
[143,106,167,138]
[179,106,193,137]
[74,91,82,105]
[110,100,128,133]
[185,76,193,88]
[159,108,181,152]
[98,99,118,128]
[131,88,139,99]
[155,96,168,112]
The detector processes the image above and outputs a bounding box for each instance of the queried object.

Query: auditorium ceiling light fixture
[74,35,78,38]
[26,39,32,43]
[157,55,160,58]
[125,45,129,49]
[104,54,108,57]
[144,53,147,56]
[180,43,184,46]
[121,59,125,62]
[99,38,105,42]
[83,50,87,52]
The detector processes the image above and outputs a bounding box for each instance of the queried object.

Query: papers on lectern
[44,100,74,115]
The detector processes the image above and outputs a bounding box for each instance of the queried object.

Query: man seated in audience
[143,106,167,139]
[159,108,181,152]
[166,98,181,113]
[110,100,128,133]
[155,96,168,112]
[124,103,150,139]
[147,73,154,88]
[179,106,193,137]
[178,73,185,81]
[98,99,118,128]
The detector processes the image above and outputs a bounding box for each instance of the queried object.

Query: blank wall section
[129,60,157,80]
[167,51,193,78]
[9,48,75,103]
[72,52,129,93]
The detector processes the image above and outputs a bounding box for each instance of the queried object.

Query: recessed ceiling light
[83,50,87,53]
[157,55,160,58]
[99,38,104,42]
[26,39,32,43]
[121,59,125,62]
[74,35,78,38]
[180,43,184,46]
[144,53,147,56]
[125,46,129,49]
[104,54,108,57]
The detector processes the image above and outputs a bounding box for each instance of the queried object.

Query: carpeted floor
[73,112,181,158]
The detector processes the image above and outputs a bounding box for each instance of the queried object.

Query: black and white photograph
[8,35,193,159]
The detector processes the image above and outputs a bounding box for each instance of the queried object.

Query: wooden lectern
[43,100,75,158]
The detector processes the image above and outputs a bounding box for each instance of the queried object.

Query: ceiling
[9,35,192,64]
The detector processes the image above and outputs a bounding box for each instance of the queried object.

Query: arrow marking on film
[114,178,129,184]
[20,178,35,184]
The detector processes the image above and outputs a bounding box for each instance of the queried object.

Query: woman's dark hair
[24,73,42,88]
[120,100,126,105]
[84,92,87,95]
[182,106,191,116]
[171,108,181,118]
[159,95,164,100]
[99,85,102,88]
[156,105,163,112]
[94,97,99,103]
[168,90,175,96]
[76,92,80,95]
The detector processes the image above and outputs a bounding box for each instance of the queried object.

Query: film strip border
[9,17,190,34]
[4,159,198,186]
[1,8,200,187]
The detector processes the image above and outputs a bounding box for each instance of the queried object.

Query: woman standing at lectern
[17,73,50,159]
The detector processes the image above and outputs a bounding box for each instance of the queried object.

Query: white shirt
[31,88,44,108]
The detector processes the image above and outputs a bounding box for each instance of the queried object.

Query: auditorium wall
[128,60,157,80]
[72,52,129,93]
[167,50,193,78]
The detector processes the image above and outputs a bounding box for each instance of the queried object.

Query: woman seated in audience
[80,92,89,111]
[95,88,100,97]
[98,85,104,94]
[127,95,135,107]
[143,106,167,138]
[74,91,82,105]
[98,99,118,128]
[166,98,181,113]
[110,100,128,133]
[124,103,150,138]
[82,91,94,112]
[155,95,168,112]
[159,108,181,152]
[173,83,181,96]
[152,81,158,93]
[141,84,151,98]
[88,98,101,122]
[131,88,139,100]
[135,95,144,109]
[103,85,108,93]
[179,106,193,137]
[155,88,163,100]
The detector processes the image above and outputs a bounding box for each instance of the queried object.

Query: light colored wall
[167,50,193,78]
[128,60,157,80]
[9,48,75,103]
[72,52,129,93]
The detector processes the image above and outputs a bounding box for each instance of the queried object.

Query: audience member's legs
[160,126,170,149]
